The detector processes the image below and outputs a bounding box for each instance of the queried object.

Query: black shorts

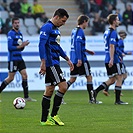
[70,61,91,77]
[105,63,123,77]
[121,63,127,74]
[8,60,26,72]
[45,65,66,86]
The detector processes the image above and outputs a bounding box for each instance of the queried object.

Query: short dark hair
[77,15,89,25]
[107,14,118,25]
[53,8,69,18]
[118,30,127,36]
[12,17,19,24]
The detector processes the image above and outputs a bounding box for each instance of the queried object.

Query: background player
[0,17,36,102]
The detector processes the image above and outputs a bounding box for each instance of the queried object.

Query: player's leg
[41,65,66,125]
[82,61,96,103]
[61,77,76,104]
[86,75,94,102]
[41,85,56,125]
[0,72,15,93]
[67,63,78,89]
[120,63,128,96]
[103,80,115,96]
[62,64,78,104]
[51,81,67,126]
[19,60,36,101]
[19,69,29,98]
[94,63,116,102]
[114,63,128,104]
[0,61,16,93]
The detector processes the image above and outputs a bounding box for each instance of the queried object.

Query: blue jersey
[104,28,120,63]
[117,38,127,60]
[7,29,24,61]
[39,21,66,67]
[39,21,67,67]
[70,27,87,64]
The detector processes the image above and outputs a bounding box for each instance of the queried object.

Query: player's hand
[22,40,30,46]
[20,40,30,48]
[122,53,126,57]
[108,59,113,68]
[67,60,74,71]
[86,49,95,55]
[76,60,82,67]
[127,52,132,55]
[39,61,46,75]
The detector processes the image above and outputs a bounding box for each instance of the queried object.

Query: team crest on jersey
[56,35,60,45]
[17,39,22,45]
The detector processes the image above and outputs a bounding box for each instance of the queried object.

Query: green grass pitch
[0,90,132,133]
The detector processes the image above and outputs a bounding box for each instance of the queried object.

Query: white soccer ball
[13,97,26,109]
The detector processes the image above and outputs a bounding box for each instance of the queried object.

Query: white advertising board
[0,36,133,61]
[0,67,133,91]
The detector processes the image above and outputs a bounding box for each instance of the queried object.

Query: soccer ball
[13,97,26,109]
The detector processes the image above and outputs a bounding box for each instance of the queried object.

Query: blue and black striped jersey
[39,21,67,67]
[104,28,120,63]
[70,27,87,64]
[7,29,23,61]
[117,38,127,61]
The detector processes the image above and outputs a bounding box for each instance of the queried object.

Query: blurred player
[94,14,128,105]
[0,17,36,102]
[103,30,132,96]
[62,15,102,104]
[39,8,74,126]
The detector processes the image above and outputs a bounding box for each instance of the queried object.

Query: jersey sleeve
[38,24,51,60]
[7,32,18,51]
[116,39,123,55]
[75,29,83,60]
[58,45,67,59]
[109,31,117,45]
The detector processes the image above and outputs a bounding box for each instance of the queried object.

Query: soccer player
[94,14,128,105]
[39,8,74,126]
[62,15,102,104]
[103,30,132,96]
[0,17,36,102]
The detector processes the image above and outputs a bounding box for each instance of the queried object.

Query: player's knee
[87,75,92,81]
[22,73,27,79]
[70,77,76,83]
[5,77,14,84]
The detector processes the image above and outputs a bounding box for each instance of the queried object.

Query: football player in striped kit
[0,17,36,102]
[39,8,74,126]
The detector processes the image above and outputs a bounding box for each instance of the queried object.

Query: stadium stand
[0,11,9,22]
[24,18,38,35]
[0,0,132,36]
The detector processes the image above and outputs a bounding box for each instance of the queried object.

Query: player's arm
[117,40,125,56]
[108,31,116,67]
[8,33,29,51]
[64,56,74,71]
[109,30,120,67]
[8,33,21,51]
[76,41,82,67]
[116,46,123,56]
[109,44,114,67]
[85,49,95,55]
[58,45,74,71]
[58,45,67,59]
[39,26,50,75]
